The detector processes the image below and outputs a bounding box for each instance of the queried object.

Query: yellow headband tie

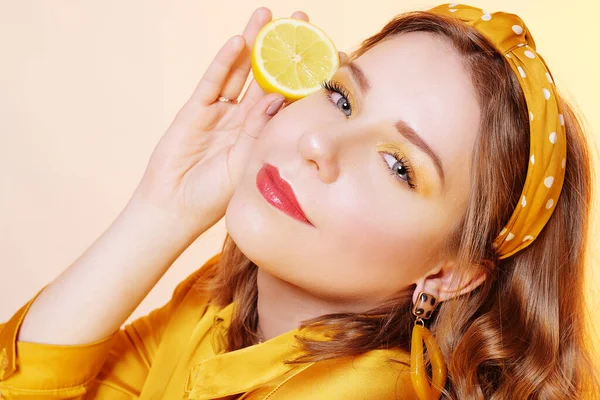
[428,3,567,259]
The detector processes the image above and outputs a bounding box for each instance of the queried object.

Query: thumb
[228,93,286,183]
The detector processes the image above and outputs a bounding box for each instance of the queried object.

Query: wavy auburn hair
[192,11,599,399]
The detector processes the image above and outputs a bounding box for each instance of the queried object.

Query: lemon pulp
[251,18,339,101]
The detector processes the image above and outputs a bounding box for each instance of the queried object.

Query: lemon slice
[251,18,339,101]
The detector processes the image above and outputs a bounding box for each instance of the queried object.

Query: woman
[0,3,597,399]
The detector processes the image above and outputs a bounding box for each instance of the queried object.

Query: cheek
[244,104,302,169]
[255,95,330,146]
[320,191,447,288]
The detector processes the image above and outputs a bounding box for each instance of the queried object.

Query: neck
[255,267,373,341]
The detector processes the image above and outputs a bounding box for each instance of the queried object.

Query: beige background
[1,1,599,352]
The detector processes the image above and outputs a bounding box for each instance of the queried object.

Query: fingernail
[266,97,285,116]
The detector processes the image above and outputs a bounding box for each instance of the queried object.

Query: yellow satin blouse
[0,254,416,399]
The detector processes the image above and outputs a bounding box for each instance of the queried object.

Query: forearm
[17,194,207,345]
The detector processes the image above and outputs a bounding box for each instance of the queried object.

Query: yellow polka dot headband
[428,3,566,259]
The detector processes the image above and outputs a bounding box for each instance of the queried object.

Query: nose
[298,125,344,184]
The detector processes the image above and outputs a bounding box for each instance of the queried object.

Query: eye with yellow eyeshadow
[381,151,416,189]
[320,79,353,117]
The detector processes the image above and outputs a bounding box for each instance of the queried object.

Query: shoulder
[142,253,222,350]
[157,252,222,328]
[170,253,221,306]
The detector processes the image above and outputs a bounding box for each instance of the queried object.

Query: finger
[240,10,309,106]
[291,10,309,21]
[190,35,246,105]
[219,7,272,101]
[229,93,285,179]
[240,77,266,106]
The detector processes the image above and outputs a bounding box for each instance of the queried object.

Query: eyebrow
[395,120,445,185]
[343,61,371,96]
[343,60,446,185]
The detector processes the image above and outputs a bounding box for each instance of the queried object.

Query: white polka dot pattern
[428,4,567,259]
[543,88,551,100]
[512,25,523,35]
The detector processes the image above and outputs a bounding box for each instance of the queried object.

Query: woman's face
[226,31,480,305]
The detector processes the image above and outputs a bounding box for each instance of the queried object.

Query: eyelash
[321,79,352,117]
[320,78,416,190]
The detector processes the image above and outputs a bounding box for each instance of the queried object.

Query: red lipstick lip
[256,163,313,226]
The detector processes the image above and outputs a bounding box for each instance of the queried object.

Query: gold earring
[410,292,447,400]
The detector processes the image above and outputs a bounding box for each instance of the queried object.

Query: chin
[225,195,374,303]
[225,184,316,291]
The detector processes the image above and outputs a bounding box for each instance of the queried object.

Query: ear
[412,260,487,305]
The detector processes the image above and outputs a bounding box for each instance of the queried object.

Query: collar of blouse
[183,302,414,399]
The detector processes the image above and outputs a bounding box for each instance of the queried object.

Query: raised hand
[131,8,307,234]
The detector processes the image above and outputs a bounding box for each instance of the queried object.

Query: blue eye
[321,80,352,117]
[381,152,416,189]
